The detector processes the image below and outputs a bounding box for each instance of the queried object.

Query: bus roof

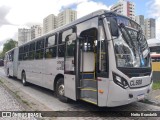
[18,9,139,47]
[20,9,108,45]
[147,38,160,47]
[5,47,18,54]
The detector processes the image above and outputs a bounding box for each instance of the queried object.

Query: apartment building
[18,28,31,46]
[31,25,42,39]
[57,9,77,27]
[43,14,57,34]
[111,0,135,20]
[135,15,145,34]
[145,18,156,40]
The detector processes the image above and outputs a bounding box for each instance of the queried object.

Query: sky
[0,0,160,51]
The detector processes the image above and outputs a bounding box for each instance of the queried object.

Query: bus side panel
[17,57,64,91]
[97,77,110,106]
[4,53,8,75]
[17,64,21,80]
[42,58,60,90]
[18,60,43,86]
[29,60,43,86]
[9,62,14,76]
[4,51,14,77]
[24,61,37,85]
[13,48,19,77]
[17,61,24,80]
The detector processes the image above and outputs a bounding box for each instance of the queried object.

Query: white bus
[4,48,19,77]
[4,10,152,107]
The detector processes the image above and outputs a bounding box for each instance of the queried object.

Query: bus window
[35,39,44,59]
[29,42,35,51]
[8,51,14,61]
[35,49,44,59]
[36,39,44,49]
[58,44,65,57]
[19,46,24,53]
[98,22,107,73]
[46,35,56,47]
[99,40,106,72]
[19,46,24,61]
[65,34,75,57]
[45,35,57,59]
[62,29,72,43]
[29,42,35,60]
[23,45,29,60]
[79,28,98,73]
[9,53,12,61]
[58,29,73,57]
[45,47,57,58]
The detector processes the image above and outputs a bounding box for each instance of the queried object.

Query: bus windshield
[112,16,150,68]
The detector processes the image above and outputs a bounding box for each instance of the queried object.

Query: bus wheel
[7,69,10,78]
[22,72,28,86]
[56,78,68,103]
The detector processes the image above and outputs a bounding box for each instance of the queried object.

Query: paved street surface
[0,67,160,120]
[148,89,160,105]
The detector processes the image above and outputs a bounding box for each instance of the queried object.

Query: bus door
[79,28,98,105]
[64,32,77,100]
[13,48,19,77]
[8,50,14,76]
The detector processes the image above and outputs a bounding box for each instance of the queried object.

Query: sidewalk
[0,84,24,111]
[0,83,25,119]
[148,89,160,106]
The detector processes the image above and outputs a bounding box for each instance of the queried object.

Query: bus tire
[22,72,28,86]
[7,68,10,78]
[56,78,68,103]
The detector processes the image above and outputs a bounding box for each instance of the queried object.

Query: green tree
[0,39,17,59]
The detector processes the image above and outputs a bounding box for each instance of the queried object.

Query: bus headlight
[113,72,129,89]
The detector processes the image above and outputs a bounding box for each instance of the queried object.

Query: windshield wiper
[137,30,148,53]
[119,23,136,55]
[137,30,141,41]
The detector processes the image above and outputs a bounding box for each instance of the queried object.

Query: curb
[0,76,52,111]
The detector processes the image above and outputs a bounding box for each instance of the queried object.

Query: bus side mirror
[69,33,76,41]
[110,17,119,37]
[67,33,76,45]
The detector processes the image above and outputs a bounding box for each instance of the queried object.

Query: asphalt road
[0,67,160,119]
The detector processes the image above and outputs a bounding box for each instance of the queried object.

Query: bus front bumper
[106,81,153,107]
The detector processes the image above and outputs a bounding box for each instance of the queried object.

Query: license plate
[137,94,145,100]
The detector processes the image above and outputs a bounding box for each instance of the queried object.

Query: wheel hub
[22,77,25,83]
[58,84,64,96]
